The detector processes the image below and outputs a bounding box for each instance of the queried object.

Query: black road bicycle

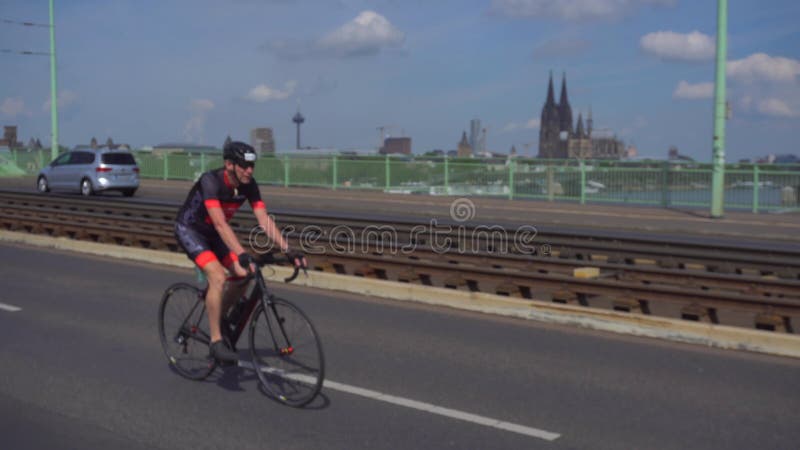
[158,253,325,407]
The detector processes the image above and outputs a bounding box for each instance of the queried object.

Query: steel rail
[3,190,799,276]
[5,202,795,300]
[1,191,799,332]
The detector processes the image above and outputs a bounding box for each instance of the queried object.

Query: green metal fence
[5,149,799,212]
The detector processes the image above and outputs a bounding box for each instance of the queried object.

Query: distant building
[668,145,694,162]
[457,131,472,158]
[538,73,625,159]
[380,137,412,155]
[0,126,20,148]
[73,136,131,151]
[567,114,592,159]
[250,128,275,154]
[591,130,626,159]
[27,138,43,149]
[469,119,483,155]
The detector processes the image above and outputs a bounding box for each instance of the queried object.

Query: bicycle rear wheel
[249,297,325,407]
[158,283,217,380]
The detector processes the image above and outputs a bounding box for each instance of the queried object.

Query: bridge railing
[4,149,799,212]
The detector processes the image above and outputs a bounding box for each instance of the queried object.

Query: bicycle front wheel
[158,283,217,380]
[249,297,325,407]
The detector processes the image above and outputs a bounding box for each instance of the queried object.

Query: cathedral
[538,73,624,159]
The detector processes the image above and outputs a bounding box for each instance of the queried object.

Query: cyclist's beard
[235,170,251,185]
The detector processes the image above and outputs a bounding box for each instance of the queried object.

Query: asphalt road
[1,242,799,449]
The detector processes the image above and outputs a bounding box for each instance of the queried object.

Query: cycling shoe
[210,340,239,365]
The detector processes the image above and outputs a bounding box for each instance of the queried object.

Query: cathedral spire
[576,113,585,138]
[558,72,573,135]
[546,71,556,106]
[559,72,569,107]
[587,106,593,137]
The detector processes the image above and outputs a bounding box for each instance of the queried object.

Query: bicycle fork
[262,294,294,357]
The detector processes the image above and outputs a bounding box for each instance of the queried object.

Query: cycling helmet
[223,141,257,165]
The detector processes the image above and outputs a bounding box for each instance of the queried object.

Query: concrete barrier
[3,229,799,359]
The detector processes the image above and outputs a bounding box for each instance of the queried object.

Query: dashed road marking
[0,302,22,312]
[240,361,561,441]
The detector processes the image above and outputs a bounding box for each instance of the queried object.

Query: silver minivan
[37,148,140,196]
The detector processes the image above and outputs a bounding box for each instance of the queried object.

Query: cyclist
[174,141,306,364]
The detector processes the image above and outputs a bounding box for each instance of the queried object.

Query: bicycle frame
[222,260,300,354]
[170,254,304,359]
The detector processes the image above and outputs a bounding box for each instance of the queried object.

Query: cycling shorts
[174,222,238,270]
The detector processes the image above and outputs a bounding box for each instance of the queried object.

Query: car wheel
[122,188,136,197]
[37,176,50,193]
[80,178,94,196]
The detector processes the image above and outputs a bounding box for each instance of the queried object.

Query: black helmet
[223,141,257,165]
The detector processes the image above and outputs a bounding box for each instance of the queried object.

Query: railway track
[2,190,799,333]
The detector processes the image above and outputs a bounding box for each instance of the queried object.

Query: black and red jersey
[175,168,265,235]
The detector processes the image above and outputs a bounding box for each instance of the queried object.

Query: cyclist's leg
[175,224,229,345]
[211,239,250,314]
[200,259,228,344]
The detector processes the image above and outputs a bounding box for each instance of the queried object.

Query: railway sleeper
[755,313,793,333]
[396,269,433,286]
[612,297,651,314]
[314,260,347,274]
[494,282,531,298]
[680,303,719,324]
[352,265,388,280]
[551,290,589,306]
[443,276,480,292]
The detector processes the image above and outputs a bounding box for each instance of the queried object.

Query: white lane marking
[239,361,561,442]
[0,302,21,312]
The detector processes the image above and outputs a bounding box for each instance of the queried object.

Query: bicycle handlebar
[251,252,307,283]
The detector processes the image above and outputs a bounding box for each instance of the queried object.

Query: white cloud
[245,80,297,102]
[757,98,795,117]
[317,11,405,57]
[491,0,676,21]
[183,99,215,144]
[640,31,715,62]
[503,118,540,132]
[42,90,78,112]
[1,98,27,118]
[727,53,800,83]
[673,81,714,99]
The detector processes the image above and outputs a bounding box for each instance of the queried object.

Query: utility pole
[49,0,59,159]
[711,0,728,218]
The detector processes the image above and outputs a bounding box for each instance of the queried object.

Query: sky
[1,0,798,161]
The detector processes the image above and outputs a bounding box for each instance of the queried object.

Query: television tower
[292,107,305,149]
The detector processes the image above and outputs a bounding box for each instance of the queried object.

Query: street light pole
[710,0,728,218]
[48,0,59,159]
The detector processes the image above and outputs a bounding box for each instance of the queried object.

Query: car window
[79,152,95,164]
[101,153,137,165]
[51,153,71,166]
[68,152,95,165]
